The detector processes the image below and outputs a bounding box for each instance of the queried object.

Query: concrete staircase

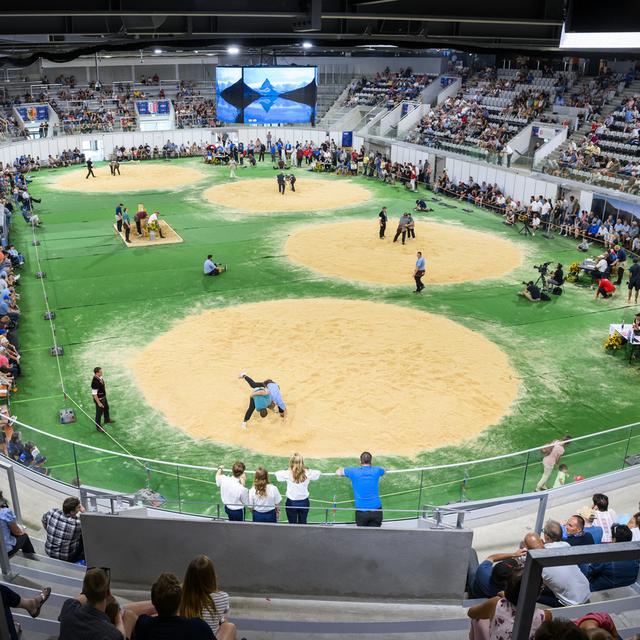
[315,81,352,123]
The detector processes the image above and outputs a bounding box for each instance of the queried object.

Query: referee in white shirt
[216,462,249,521]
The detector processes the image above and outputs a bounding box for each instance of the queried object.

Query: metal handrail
[513,542,640,640]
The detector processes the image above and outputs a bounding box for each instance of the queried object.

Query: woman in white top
[592,493,617,543]
[275,453,321,524]
[248,467,281,523]
[179,554,236,640]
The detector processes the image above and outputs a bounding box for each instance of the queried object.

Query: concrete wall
[533,126,568,165]
[82,512,473,600]
[443,155,558,203]
[507,123,534,156]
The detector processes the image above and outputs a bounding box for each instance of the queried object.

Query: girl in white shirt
[275,453,321,524]
[592,493,617,543]
[248,467,281,523]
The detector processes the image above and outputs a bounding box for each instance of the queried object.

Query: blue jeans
[252,509,277,523]
[285,498,310,524]
[225,506,244,521]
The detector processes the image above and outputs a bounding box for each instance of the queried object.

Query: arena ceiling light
[227,45,240,55]
[153,48,162,54]
[302,41,313,49]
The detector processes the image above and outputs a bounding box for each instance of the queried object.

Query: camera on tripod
[534,262,552,275]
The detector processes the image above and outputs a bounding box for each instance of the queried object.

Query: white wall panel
[485,167,497,187]
[503,172,516,197]
[513,175,527,204]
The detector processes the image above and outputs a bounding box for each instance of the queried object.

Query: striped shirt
[201,591,230,635]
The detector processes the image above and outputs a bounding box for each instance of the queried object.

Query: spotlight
[302,41,313,49]
[154,48,162,54]
[227,45,240,55]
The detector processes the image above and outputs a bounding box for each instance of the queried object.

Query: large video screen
[216,66,317,125]
[215,67,243,123]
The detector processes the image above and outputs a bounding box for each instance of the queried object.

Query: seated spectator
[564,515,595,546]
[533,619,589,639]
[134,572,213,640]
[525,528,590,607]
[179,555,237,639]
[41,496,85,563]
[467,550,522,598]
[591,493,617,542]
[0,583,51,640]
[627,512,640,541]
[576,506,604,544]
[467,566,551,639]
[60,568,124,639]
[573,612,619,639]
[587,524,640,591]
[520,280,542,302]
[0,492,35,557]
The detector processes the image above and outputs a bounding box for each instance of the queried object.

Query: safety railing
[5,415,640,523]
[513,542,640,640]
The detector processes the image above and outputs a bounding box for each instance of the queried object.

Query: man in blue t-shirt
[336,452,385,527]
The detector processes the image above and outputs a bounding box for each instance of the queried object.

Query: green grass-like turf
[11,158,640,522]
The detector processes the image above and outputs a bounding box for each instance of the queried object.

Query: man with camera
[520,280,542,302]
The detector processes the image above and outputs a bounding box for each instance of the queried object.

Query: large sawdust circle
[129,298,519,457]
[203,177,371,214]
[50,163,206,193]
[285,220,524,285]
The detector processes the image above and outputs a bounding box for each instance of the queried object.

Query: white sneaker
[241,421,247,430]
[238,372,247,379]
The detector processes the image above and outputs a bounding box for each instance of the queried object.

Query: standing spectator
[0,493,35,556]
[135,573,213,640]
[248,467,281,523]
[215,462,248,521]
[336,451,385,527]
[91,366,115,432]
[275,453,321,524]
[179,555,237,640]
[0,584,50,640]
[535,435,571,491]
[41,496,85,563]
[85,158,95,179]
[591,493,617,543]
[587,525,640,591]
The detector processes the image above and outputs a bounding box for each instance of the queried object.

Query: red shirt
[598,279,615,293]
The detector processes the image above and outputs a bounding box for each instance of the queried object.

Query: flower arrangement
[566,262,581,282]
[604,332,625,351]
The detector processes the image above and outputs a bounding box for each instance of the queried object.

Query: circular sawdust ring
[285,219,524,286]
[202,177,371,214]
[49,162,206,193]
[129,298,520,457]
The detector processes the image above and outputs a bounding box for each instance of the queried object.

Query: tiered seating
[404,69,551,160]
[344,70,436,109]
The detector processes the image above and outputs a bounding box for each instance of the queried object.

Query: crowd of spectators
[175,99,220,128]
[344,68,433,109]
[467,492,640,640]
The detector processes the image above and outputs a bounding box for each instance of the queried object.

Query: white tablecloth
[609,323,640,345]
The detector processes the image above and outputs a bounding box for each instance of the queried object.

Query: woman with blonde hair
[248,466,281,523]
[275,453,321,524]
[179,554,236,640]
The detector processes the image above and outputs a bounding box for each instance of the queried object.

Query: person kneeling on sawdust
[239,372,287,430]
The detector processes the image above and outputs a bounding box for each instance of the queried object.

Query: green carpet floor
[10,158,640,521]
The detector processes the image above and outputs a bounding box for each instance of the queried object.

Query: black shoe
[104,419,116,424]
[96,425,106,433]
